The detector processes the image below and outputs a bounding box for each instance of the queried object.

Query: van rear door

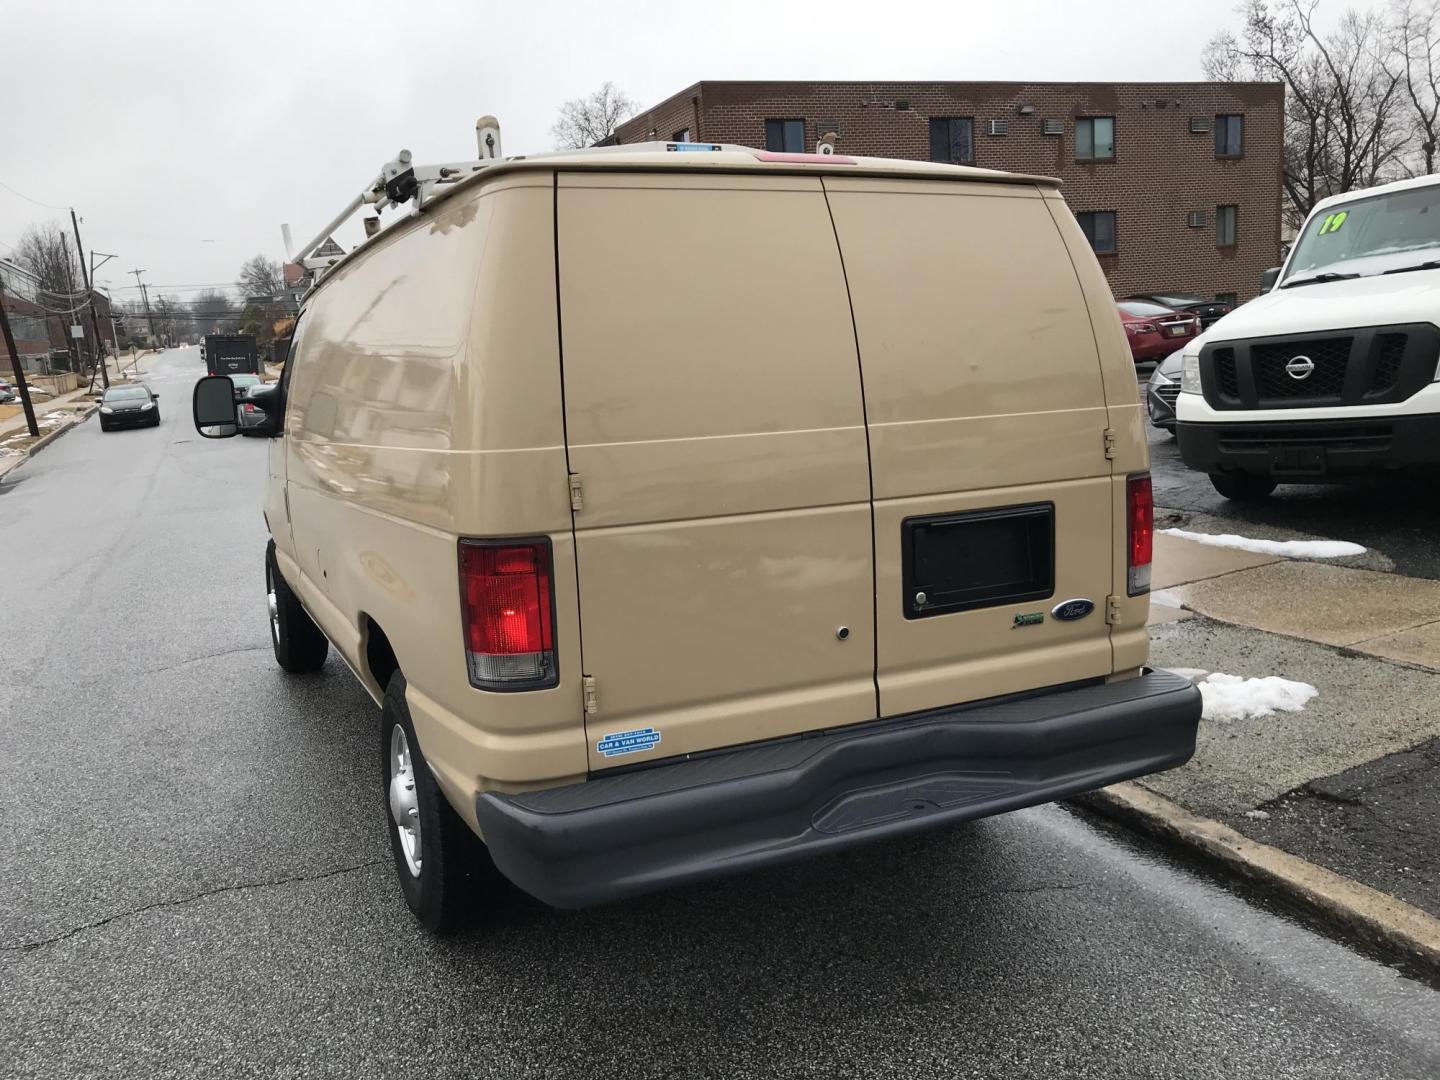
[556,172,876,769]
[824,177,1115,717]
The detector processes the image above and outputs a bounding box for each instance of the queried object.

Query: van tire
[265,539,329,673]
[381,671,492,933]
[1209,472,1277,501]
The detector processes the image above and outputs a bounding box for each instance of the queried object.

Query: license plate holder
[1270,446,1326,476]
[902,504,1055,619]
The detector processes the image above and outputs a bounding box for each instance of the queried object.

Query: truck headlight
[1181,353,1202,395]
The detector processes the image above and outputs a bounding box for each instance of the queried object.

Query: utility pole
[129,269,156,347]
[0,278,41,439]
[69,209,110,389]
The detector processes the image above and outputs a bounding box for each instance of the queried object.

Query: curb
[1078,781,1440,974]
[0,406,96,480]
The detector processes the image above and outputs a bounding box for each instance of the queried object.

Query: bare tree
[1391,0,1440,174]
[551,82,637,149]
[236,254,283,299]
[189,289,236,335]
[12,221,81,304]
[151,294,181,347]
[1206,0,1407,228]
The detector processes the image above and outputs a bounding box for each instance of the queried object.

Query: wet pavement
[1147,422,1440,581]
[2,350,1439,1078]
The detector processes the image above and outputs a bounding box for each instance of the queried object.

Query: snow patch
[1198,672,1319,723]
[1150,588,1185,608]
[1163,667,1209,681]
[1243,809,1271,820]
[1160,528,1365,559]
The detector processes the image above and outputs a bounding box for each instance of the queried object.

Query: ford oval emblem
[1051,598,1095,622]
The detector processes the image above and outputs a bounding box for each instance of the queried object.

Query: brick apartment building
[613,81,1285,303]
[0,256,118,371]
[0,258,53,367]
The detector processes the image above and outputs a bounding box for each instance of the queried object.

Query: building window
[929,117,975,165]
[1075,117,1115,160]
[764,119,805,153]
[1217,205,1239,246]
[1077,211,1117,254]
[1215,115,1244,157]
[672,129,690,143]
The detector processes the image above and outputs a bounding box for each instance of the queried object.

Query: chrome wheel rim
[388,724,422,877]
[266,566,280,645]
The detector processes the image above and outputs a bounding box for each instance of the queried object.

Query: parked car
[98,383,160,430]
[1177,172,1440,500]
[1145,351,1184,433]
[1118,300,1200,364]
[229,373,262,400]
[190,140,1201,931]
[0,378,15,404]
[237,383,272,434]
[1125,292,1233,328]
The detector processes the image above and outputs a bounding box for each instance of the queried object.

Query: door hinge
[582,675,598,715]
[1106,595,1123,625]
[1103,428,1117,460]
[569,473,584,512]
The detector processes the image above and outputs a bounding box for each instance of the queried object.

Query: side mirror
[193,375,238,438]
[152,393,160,399]
[1260,266,1281,292]
[247,383,285,437]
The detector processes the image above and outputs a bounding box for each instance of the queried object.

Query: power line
[0,177,70,212]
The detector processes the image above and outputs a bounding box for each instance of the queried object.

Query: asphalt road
[3,348,1440,1079]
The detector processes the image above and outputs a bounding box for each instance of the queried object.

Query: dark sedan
[1144,349,1184,433]
[1125,291,1232,328]
[98,384,161,431]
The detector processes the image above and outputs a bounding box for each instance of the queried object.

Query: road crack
[2,859,384,954]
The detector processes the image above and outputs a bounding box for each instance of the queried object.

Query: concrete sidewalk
[1119,527,1440,936]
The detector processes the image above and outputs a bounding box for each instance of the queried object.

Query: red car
[1117,300,1200,363]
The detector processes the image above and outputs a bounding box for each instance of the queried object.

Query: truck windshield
[1287,184,1440,281]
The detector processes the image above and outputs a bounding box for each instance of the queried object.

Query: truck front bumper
[1178,415,1440,479]
[475,670,1202,908]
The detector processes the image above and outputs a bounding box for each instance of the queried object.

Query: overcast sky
[0,0,1387,307]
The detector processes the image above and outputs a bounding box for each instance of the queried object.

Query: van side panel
[824,177,1115,717]
[284,176,587,806]
[556,172,876,769]
[1041,190,1151,668]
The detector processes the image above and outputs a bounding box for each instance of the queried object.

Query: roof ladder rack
[285,116,504,286]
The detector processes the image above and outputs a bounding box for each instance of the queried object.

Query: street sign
[70,325,84,339]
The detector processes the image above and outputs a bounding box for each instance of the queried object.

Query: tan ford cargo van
[192,143,1201,930]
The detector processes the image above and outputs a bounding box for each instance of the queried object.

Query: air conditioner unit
[987,119,1009,136]
[1190,116,1212,133]
[1042,118,1065,136]
[1187,211,1207,228]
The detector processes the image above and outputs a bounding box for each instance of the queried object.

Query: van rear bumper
[474,670,1201,908]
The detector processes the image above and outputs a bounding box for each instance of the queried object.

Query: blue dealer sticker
[596,727,662,758]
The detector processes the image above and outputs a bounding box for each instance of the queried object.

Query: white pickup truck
[1176,173,1440,499]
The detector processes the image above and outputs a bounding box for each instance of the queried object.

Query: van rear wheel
[1209,472,1277,501]
[265,539,329,673]
[382,671,496,932]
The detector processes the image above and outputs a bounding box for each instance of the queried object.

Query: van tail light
[459,539,558,690]
[1127,473,1153,596]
